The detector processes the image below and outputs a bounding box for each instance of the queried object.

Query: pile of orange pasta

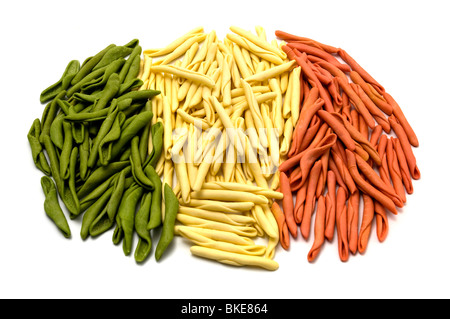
[136,26,419,269]
[274,30,420,262]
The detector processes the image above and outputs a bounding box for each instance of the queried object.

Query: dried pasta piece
[388,115,420,180]
[190,189,269,205]
[307,195,326,262]
[150,64,215,88]
[176,226,265,256]
[144,27,204,57]
[177,214,258,238]
[244,60,297,83]
[358,194,374,254]
[175,225,254,246]
[190,246,279,271]
[227,33,285,65]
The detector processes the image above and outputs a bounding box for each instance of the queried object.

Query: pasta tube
[190,246,279,271]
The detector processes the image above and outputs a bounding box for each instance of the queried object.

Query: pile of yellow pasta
[137,26,301,271]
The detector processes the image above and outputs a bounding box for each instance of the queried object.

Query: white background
[1,0,449,299]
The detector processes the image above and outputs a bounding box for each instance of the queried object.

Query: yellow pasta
[143,26,204,57]
[280,117,293,156]
[163,158,174,189]
[162,96,173,160]
[230,26,286,60]
[192,142,215,192]
[176,109,211,130]
[202,181,283,200]
[190,246,279,271]
[184,199,254,213]
[177,227,266,256]
[244,59,296,83]
[261,102,279,169]
[155,33,207,66]
[177,214,258,238]
[221,54,233,107]
[175,225,255,247]
[139,26,304,271]
[171,76,180,112]
[241,79,268,148]
[150,64,215,88]
[240,46,256,75]
[180,41,200,69]
[290,66,302,126]
[174,152,191,204]
[187,30,217,71]
[210,95,244,156]
[283,68,294,118]
[190,189,269,205]
[226,33,285,65]
[268,78,284,134]
[232,42,252,79]
[179,206,255,226]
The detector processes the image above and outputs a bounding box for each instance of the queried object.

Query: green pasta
[80,186,113,240]
[155,184,180,261]
[89,176,134,238]
[59,120,73,180]
[108,110,153,163]
[41,176,71,238]
[146,121,164,168]
[40,60,80,103]
[146,164,163,230]
[27,118,51,176]
[71,44,116,86]
[29,38,186,267]
[93,45,134,72]
[134,192,153,263]
[120,185,144,256]
[130,135,154,190]
[76,160,130,200]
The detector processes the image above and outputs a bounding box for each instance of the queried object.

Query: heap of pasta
[273,30,420,262]
[138,26,302,271]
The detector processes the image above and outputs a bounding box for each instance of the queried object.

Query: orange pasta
[300,160,322,240]
[349,71,392,115]
[354,152,403,208]
[392,137,414,195]
[346,150,397,215]
[307,195,326,262]
[298,117,323,152]
[384,92,419,147]
[270,30,420,263]
[353,83,391,133]
[324,170,336,241]
[347,189,360,255]
[369,124,383,147]
[283,47,334,113]
[331,112,381,165]
[294,178,308,224]
[271,201,290,250]
[388,115,420,180]
[337,49,385,94]
[275,30,340,54]
[386,137,407,202]
[280,171,297,238]
[374,201,389,242]
[336,76,375,129]
[317,110,356,152]
[296,133,337,189]
[289,94,324,156]
[287,42,351,73]
[336,186,349,262]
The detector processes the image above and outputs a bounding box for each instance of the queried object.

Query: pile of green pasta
[28,39,179,263]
